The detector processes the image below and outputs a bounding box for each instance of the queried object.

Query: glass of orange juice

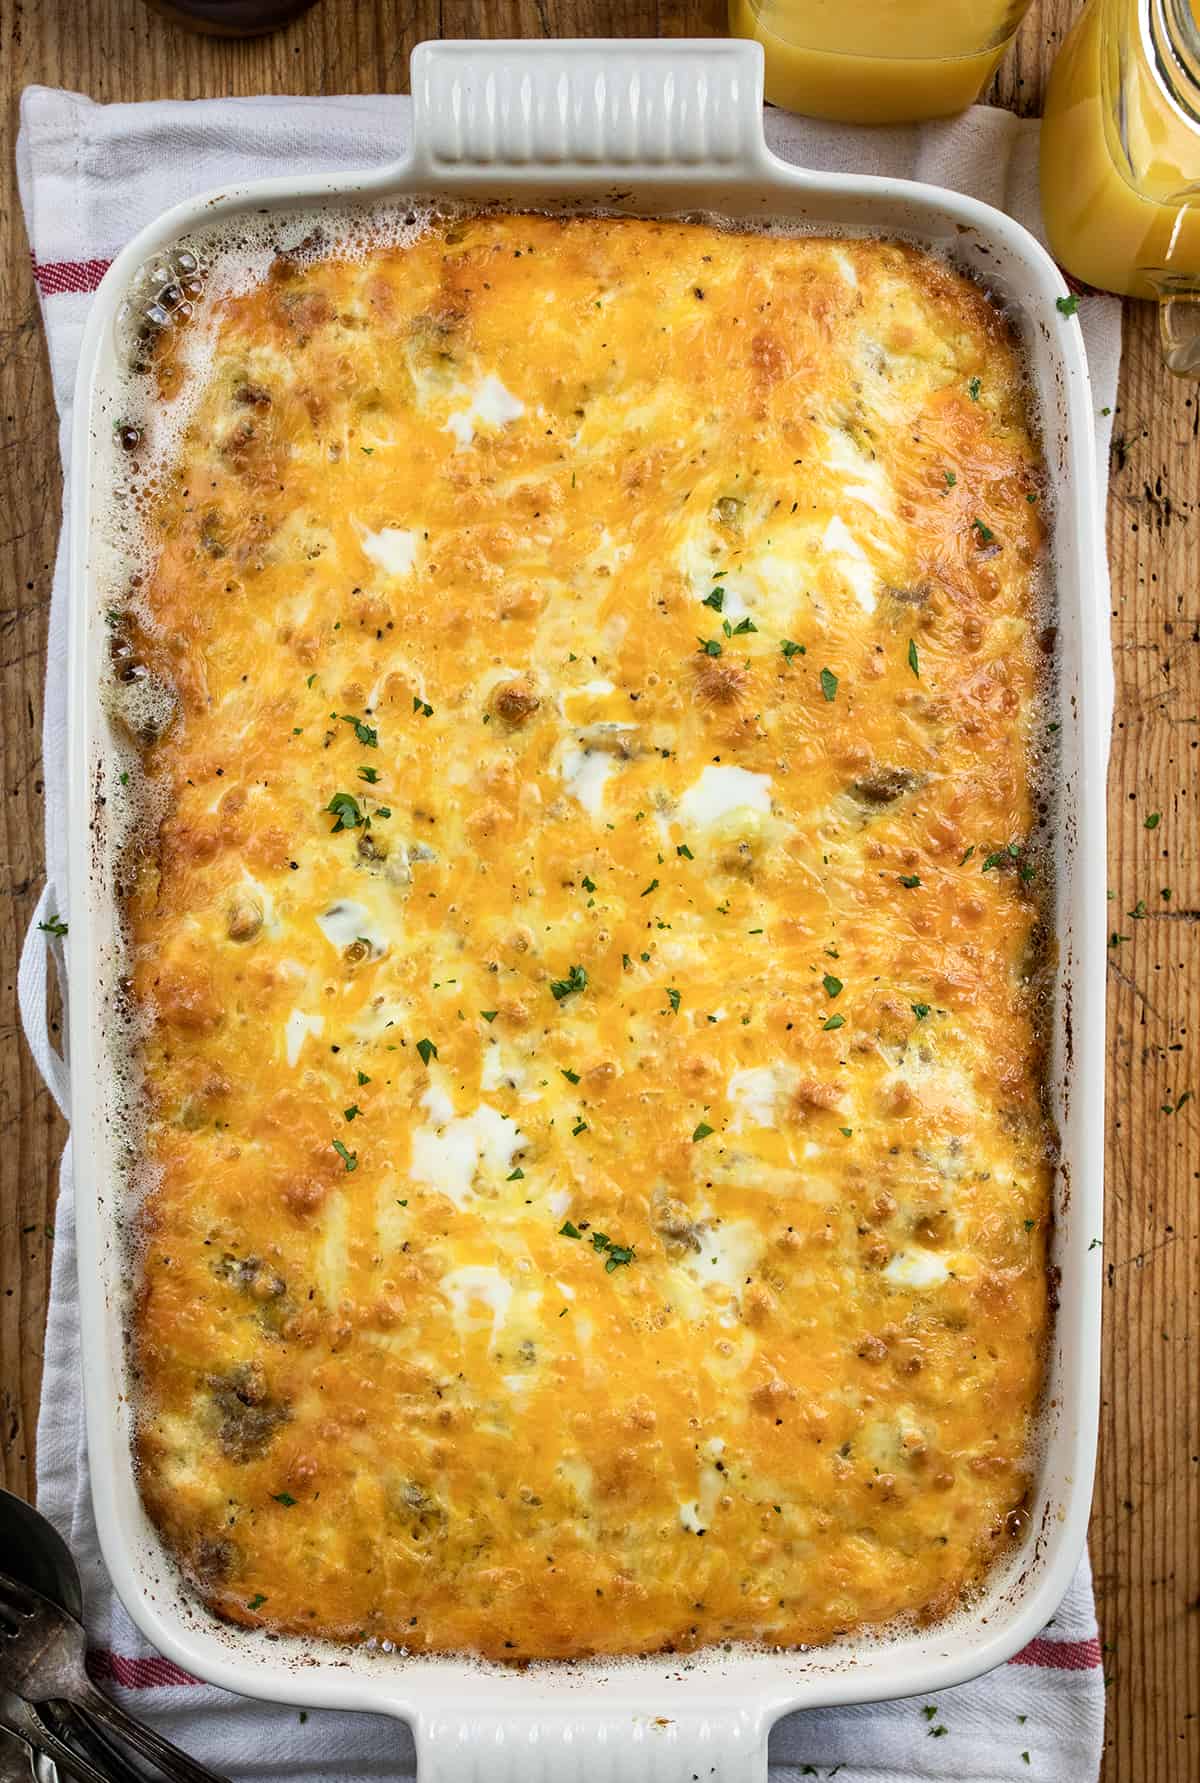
[1041,0,1200,373]
[728,0,1035,123]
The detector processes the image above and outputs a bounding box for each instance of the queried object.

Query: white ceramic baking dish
[66,38,1107,1782]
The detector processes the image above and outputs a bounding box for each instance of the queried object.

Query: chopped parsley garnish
[945,470,957,488]
[582,874,596,892]
[416,1037,437,1066]
[666,987,681,1013]
[335,713,378,747]
[819,667,838,702]
[960,845,976,865]
[968,376,982,400]
[911,1003,930,1020]
[357,1070,370,1085]
[1056,293,1080,316]
[481,1010,498,1023]
[780,638,805,660]
[357,764,380,783]
[899,873,922,888]
[507,1167,525,1181]
[698,636,723,657]
[38,915,68,938]
[822,1013,846,1031]
[822,973,843,999]
[572,1120,588,1136]
[332,1139,357,1172]
[1145,811,1161,829]
[908,637,920,678]
[343,1104,361,1122]
[326,791,364,832]
[972,517,995,544]
[641,878,659,897]
[730,616,757,635]
[561,1067,581,1084]
[413,697,434,718]
[550,964,588,1001]
[677,843,694,860]
[563,1225,635,1272]
[692,1121,714,1142]
[1129,898,1146,919]
[272,1492,297,1507]
[981,850,1008,872]
[247,1594,268,1611]
[702,588,725,612]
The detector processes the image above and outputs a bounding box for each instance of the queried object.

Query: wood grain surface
[0,2,1195,1777]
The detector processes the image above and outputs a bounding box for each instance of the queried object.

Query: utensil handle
[1,1702,112,1783]
[408,37,773,182]
[44,1706,148,1783]
[414,1706,769,1783]
[18,883,71,1116]
[74,1689,228,1783]
[1152,280,1200,379]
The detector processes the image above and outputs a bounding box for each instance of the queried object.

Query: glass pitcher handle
[1150,274,1200,377]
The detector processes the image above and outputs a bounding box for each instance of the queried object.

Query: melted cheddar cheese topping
[124,215,1053,1660]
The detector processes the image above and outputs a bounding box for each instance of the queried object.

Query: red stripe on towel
[1009,1635,1103,1671]
[31,255,112,296]
[87,1649,201,1689]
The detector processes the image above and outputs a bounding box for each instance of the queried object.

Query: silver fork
[0,1720,40,1783]
[4,1685,163,1783]
[0,1696,100,1783]
[0,1572,227,1783]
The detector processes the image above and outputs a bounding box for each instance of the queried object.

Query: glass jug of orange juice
[1041,0,1200,371]
[728,0,1035,122]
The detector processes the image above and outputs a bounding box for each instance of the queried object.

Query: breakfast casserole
[118,213,1054,1660]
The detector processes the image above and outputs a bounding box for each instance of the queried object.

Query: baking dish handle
[407,38,775,182]
[19,882,71,1117]
[415,1706,769,1782]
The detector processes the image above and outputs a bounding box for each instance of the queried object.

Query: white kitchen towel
[17,83,1116,1783]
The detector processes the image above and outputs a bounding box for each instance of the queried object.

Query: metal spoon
[0,1496,80,1621]
[0,1566,226,1783]
[0,1494,169,1783]
[0,1698,107,1783]
[0,1721,38,1783]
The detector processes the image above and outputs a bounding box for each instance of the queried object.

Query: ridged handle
[415,1706,769,1783]
[408,38,770,177]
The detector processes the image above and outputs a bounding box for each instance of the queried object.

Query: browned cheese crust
[120,215,1053,1659]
